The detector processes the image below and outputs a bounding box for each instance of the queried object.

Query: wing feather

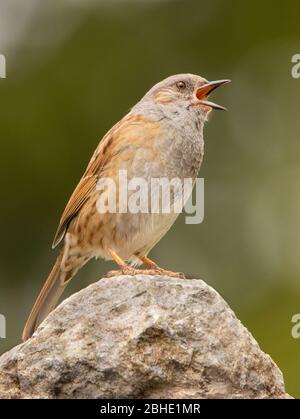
[52,175,98,248]
[51,113,153,248]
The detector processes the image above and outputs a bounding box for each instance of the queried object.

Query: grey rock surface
[0,275,291,399]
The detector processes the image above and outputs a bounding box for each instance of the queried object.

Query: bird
[22,73,230,341]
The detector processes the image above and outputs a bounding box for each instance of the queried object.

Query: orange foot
[105,249,185,279]
[105,267,185,279]
[139,255,185,279]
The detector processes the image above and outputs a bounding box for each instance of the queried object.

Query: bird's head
[144,73,230,119]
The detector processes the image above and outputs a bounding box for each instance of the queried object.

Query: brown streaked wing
[51,117,129,248]
[52,175,98,248]
[52,113,151,248]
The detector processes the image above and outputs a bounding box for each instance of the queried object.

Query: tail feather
[22,251,71,341]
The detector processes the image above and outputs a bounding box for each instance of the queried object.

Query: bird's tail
[22,249,80,342]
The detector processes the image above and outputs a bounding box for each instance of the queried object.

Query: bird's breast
[154,118,204,180]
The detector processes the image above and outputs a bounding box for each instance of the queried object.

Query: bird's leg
[105,249,185,279]
[140,256,185,279]
[105,248,146,277]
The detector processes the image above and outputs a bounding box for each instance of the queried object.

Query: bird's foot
[105,267,152,278]
[150,267,186,279]
[139,256,186,279]
[105,267,185,279]
[106,250,185,279]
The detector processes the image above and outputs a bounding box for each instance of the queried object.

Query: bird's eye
[176,81,186,91]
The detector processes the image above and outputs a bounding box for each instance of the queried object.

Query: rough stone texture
[0,275,291,399]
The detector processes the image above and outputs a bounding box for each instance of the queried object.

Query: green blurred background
[0,0,300,397]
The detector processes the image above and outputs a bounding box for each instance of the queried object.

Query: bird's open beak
[195,79,231,111]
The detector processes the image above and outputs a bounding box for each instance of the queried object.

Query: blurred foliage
[0,0,300,397]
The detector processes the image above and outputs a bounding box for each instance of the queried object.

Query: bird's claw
[105,267,185,279]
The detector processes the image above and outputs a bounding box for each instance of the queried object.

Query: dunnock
[23,73,230,341]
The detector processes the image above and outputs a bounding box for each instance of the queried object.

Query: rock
[0,275,291,399]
